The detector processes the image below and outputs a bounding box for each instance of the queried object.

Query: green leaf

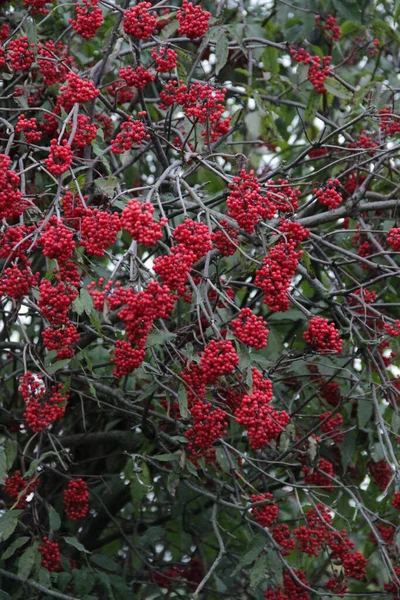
[17,543,38,581]
[358,399,373,429]
[65,536,91,553]
[324,78,353,100]
[215,32,229,75]
[5,439,18,471]
[145,330,176,348]
[0,451,6,485]
[49,507,61,532]
[178,386,188,419]
[46,359,70,374]
[0,511,22,542]
[58,572,72,591]
[167,469,180,497]
[90,554,119,572]
[72,295,85,316]
[25,451,58,478]
[94,176,118,198]
[152,453,180,462]
[266,549,283,587]
[216,447,230,473]
[81,288,94,316]
[304,91,321,126]
[89,309,103,337]
[231,532,266,576]
[250,553,268,589]
[2,536,30,560]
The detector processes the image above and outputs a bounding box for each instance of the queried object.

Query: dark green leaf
[17,543,38,581]
[64,536,91,553]
[2,536,30,560]
[49,506,61,532]
[215,32,229,75]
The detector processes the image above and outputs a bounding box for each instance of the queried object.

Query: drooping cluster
[39,538,61,572]
[199,340,239,383]
[251,493,279,527]
[0,154,27,221]
[45,140,73,175]
[19,372,68,432]
[63,478,89,520]
[303,317,343,354]
[3,471,39,508]
[9,37,35,71]
[378,106,400,136]
[176,1,210,40]
[211,220,238,256]
[123,2,157,39]
[315,179,343,210]
[151,47,178,72]
[265,569,310,600]
[290,47,333,93]
[70,0,104,39]
[121,199,167,246]
[231,308,269,349]
[315,14,342,41]
[387,227,400,251]
[235,368,290,449]
[119,65,155,89]
[111,116,150,154]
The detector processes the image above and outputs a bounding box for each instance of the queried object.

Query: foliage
[1,0,400,598]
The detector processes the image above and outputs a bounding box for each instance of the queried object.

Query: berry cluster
[173,219,212,260]
[0,154,27,221]
[39,216,76,260]
[392,492,400,509]
[21,375,68,432]
[0,265,38,300]
[315,14,341,41]
[59,72,100,110]
[177,1,210,40]
[231,308,269,349]
[79,208,121,256]
[37,41,74,85]
[111,340,146,378]
[315,179,343,209]
[265,569,310,600]
[302,457,335,491]
[199,340,239,383]
[67,114,97,148]
[111,116,150,154]
[45,140,73,175]
[211,220,238,256]
[251,493,279,527]
[272,523,295,555]
[16,114,42,143]
[303,317,343,354]
[3,471,39,507]
[378,106,400,136]
[388,227,400,251]
[63,478,89,520]
[151,47,178,72]
[121,199,167,246]
[123,2,157,39]
[70,0,104,39]
[42,322,80,359]
[119,65,155,89]
[9,37,34,71]
[39,538,61,572]
[369,459,392,491]
[185,400,228,464]
[320,411,344,442]
[23,0,53,14]
[235,368,289,449]
[290,47,332,93]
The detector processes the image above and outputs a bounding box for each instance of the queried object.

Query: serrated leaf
[250,553,268,589]
[46,359,70,374]
[178,386,188,419]
[65,536,91,553]
[89,309,103,337]
[358,399,373,429]
[2,536,30,560]
[0,511,22,542]
[72,296,85,316]
[81,288,94,316]
[145,330,176,348]
[304,91,321,126]
[215,32,229,75]
[231,532,266,576]
[5,439,18,471]
[324,78,353,100]
[90,554,118,572]
[17,543,38,581]
[49,507,61,532]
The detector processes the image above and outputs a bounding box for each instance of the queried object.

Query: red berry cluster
[342,551,367,580]
[67,114,97,148]
[159,80,230,145]
[45,140,73,175]
[384,320,400,337]
[151,47,178,72]
[9,37,34,71]
[303,316,343,353]
[70,0,104,39]
[231,308,269,349]
[63,478,89,520]
[293,504,332,557]
[23,0,53,14]
[315,14,341,41]
[385,566,400,598]
[290,47,332,93]
[111,340,146,378]
[39,538,61,572]
[369,459,392,491]
[185,400,228,464]
[302,457,335,491]
[320,411,344,442]
[42,322,80,359]
[38,278,78,326]
[121,199,167,245]
[265,569,310,600]
[80,209,121,256]
[111,116,150,154]
[272,523,295,555]
[21,374,68,432]
[315,178,343,209]
[379,106,400,136]
[226,169,265,233]
[255,240,303,312]
[39,216,76,260]
[59,72,100,111]
[0,154,27,221]
[211,220,238,256]
[388,227,400,251]
[235,368,290,450]
[199,340,239,383]
[173,219,212,260]
[251,493,279,527]
[123,2,157,39]
[16,114,42,143]
[392,492,400,509]
[37,41,73,86]
[3,471,39,508]
[153,246,196,298]
[0,265,38,300]
[177,1,210,40]
[119,65,155,89]
[106,80,135,104]
[324,572,348,596]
